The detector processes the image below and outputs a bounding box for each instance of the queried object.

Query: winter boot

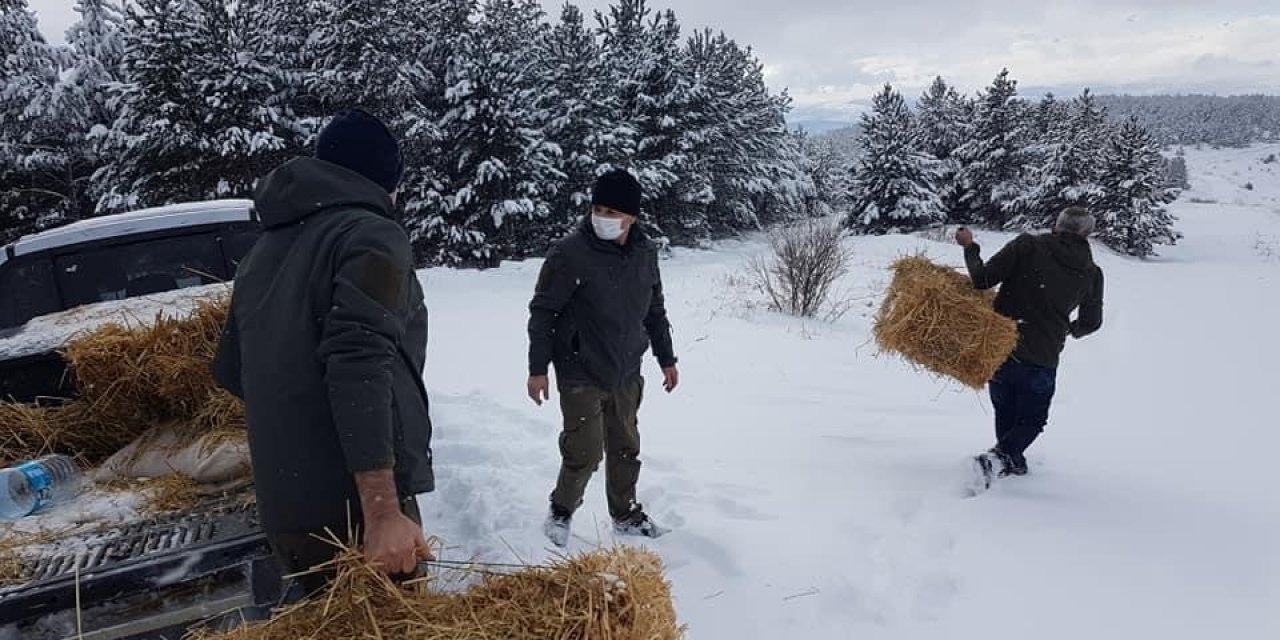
[990,448,1026,477]
[613,506,670,539]
[544,504,573,548]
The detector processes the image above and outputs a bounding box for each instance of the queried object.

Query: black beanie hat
[591,169,642,217]
[316,109,405,194]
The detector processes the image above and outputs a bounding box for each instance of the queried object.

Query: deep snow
[415,143,1280,638]
[3,145,1276,638]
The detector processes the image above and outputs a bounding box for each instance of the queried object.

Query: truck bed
[0,489,277,640]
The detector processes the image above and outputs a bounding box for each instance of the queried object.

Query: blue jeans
[989,359,1057,466]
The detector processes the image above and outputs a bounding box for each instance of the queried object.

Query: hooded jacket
[965,232,1105,369]
[213,157,432,535]
[528,216,677,390]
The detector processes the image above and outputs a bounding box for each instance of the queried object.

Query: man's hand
[662,366,680,393]
[364,510,432,574]
[354,470,432,575]
[955,227,975,248]
[527,375,550,405]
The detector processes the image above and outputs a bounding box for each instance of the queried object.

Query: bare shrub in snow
[750,221,851,318]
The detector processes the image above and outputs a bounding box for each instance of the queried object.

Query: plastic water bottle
[0,455,83,520]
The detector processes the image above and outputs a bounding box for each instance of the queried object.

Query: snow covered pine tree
[1094,116,1182,257]
[915,76,971,223]
[0,0,63,240]
[845,83,942,234]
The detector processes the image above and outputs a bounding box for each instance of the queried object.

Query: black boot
[990,448,1027,477]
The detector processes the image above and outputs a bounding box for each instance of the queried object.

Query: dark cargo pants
[551,376,644,520]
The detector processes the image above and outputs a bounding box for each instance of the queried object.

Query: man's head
[590,169,642,242]
[1055,207,1096,237]
[315,109,404,195]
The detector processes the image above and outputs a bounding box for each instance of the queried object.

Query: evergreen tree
[683,29,808,234]
[953,69,1029,227]
[539,3,635,239]
[1028,92,1068,139]
[242,0,322,143]
[599,0,704,244]
[845,83,941,234]
[0,0,62,240]
[398,0,474,264]
[1094,116,1181,257]
[1011,90,1109,229]
[799,131,852,216]
[1163,147,1190,190]
[305,0,433,117]
[49,0,126,221]
[915,76,969,220]
[95,0,297,211]
[415,0,561,266]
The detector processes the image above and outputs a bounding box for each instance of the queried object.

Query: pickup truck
[0,200,281,640]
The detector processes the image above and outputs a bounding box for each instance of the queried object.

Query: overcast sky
[28,0,1280,125]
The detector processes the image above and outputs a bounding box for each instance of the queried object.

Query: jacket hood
[1044,231,1095,273]
[253,157,396,229]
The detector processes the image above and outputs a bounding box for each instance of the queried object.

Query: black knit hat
[315,109,404,193]
[591,169,642,217]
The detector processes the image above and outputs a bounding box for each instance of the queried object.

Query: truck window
[54,233,229,309]
[219,227,261,275]
[0,258,60,328]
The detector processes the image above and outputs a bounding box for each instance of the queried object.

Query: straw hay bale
[0,527,77,589]
[0,538,24,588]
[0,296,243,466]
[100,474,204,514]
[873,255,1019,389]
[190,545,684,640]
[62,296,234,436]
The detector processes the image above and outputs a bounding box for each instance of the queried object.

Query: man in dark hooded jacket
[527,169,678,547]
[956,207,1104,480]
[213,109,434,592]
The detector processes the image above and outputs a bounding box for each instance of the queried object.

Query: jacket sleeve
[528,246,577,376]
[964,234,1029,290]
[211,302,244,400]
[1071,267,1105,338]
[316,217,413,474]
[645,256,677,368]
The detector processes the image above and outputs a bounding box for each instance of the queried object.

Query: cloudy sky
[27,0,1280,126]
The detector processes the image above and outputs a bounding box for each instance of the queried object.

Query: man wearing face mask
[526,169,679,547]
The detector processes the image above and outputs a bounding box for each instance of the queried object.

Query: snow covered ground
[415,143,1280,639]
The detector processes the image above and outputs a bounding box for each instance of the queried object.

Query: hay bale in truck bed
[873,255,1018,389]
[0,295,243,467]
[190,545,684,640]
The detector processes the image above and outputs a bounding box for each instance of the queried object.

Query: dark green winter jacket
[964,232,1104,369]
[213,157,432,535]
[528,217,677,390]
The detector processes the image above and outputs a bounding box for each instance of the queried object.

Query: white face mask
[591,214,626,241]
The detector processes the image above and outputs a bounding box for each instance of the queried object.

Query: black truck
[0,200,282,640]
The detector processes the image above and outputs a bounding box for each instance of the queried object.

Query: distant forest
[1095,95,1280,148]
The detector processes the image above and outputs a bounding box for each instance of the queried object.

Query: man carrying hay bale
[527,169,679,547]
[956,207,1104,482]
[214,109,435,593]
